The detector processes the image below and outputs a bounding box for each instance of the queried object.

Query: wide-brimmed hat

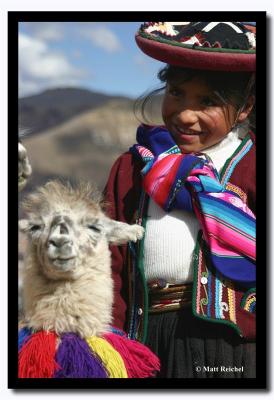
[135,22,256,72]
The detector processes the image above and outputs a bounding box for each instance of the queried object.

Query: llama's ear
[103,217,144,245]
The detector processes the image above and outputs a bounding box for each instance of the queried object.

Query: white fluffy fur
[20,181,144,338]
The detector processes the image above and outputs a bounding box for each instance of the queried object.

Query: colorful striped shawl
[130,125,256,286]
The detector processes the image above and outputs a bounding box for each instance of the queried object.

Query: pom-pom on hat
[135,22,256,72]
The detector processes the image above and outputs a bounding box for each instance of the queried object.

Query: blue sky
[19,22,165,99]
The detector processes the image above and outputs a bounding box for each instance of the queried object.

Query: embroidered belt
[148,282,193,313]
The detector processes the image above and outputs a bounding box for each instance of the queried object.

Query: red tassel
[18,331,60,378]
[103,332,160,378]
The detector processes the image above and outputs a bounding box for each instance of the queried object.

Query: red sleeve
[230,132,256,214]
[103,152,143,330]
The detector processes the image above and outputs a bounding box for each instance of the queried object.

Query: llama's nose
[49,236,71,248]
[48,223,71,248]
[58,222,69,235]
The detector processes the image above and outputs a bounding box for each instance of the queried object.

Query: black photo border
[9,10,267,390]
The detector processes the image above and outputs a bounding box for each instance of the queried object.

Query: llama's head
[19,180,144,280]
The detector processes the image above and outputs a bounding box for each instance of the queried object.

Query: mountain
[19,87,132,134]
[20,96,162,196]
[19,87,163,197]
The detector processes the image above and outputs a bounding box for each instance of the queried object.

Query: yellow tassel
[86,336,128,378]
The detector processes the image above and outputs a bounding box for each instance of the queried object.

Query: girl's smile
[162,77,242,153]
[172,125,206,142]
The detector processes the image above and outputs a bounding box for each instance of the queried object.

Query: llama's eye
[87,225,101,233]
[30,224,42,232]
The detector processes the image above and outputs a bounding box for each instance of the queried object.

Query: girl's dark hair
[135,65,256,128]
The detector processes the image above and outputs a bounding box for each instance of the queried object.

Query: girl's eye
[201,96,217,107]
[168,87,183,97]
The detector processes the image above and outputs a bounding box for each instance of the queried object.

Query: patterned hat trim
[136,22,256,71]
[139,31,256,54]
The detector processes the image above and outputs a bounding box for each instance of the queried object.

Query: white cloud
[80,25,122,53]
[23,22,64,42]
[19,32,87,97]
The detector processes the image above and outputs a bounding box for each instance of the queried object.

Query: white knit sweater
[143,129,243,284]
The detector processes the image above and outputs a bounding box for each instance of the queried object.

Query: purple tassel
[54,333,108,378]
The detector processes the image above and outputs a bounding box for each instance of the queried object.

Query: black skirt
[145,306,256,378]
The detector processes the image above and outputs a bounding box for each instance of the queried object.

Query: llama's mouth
[50,256,76,269]
[53,256,75,262]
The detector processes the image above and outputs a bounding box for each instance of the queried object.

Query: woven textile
[130,125,256,286]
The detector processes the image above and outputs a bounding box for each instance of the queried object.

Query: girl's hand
[18,141,32,191]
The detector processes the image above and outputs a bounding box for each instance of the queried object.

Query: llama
[18,180,160,378]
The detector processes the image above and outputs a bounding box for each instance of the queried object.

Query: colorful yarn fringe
[54,333,107,378]
[18,331,59,378]
[18,327,160,378]
[103,332,160,378]
[18,327,32,351]
[86,336,128,378]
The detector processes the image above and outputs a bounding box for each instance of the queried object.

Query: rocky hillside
[19,88,163,194]
[19,87,132,134]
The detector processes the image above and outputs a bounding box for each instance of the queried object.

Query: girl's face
[162,76,245,153]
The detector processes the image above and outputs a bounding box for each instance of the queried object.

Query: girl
[104,21,256,378]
